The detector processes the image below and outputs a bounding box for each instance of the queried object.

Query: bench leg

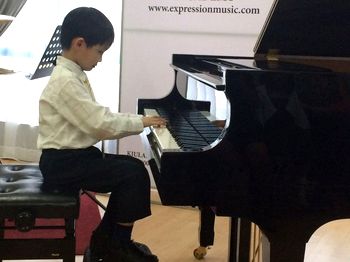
[0,218,4,262]
[63,218,76,262]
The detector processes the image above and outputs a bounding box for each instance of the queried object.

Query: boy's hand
[142,116,167,128]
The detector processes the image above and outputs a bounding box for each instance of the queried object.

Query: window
[0,0,122,111]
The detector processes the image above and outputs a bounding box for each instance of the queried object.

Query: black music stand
[29,25,62,79]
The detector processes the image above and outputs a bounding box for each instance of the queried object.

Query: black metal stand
[82,190,107,211]
[29,25,62,79]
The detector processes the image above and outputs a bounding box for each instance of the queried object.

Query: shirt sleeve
[53,78,144,140]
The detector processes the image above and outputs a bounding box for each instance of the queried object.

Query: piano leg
[199,206,216,247]
[194,210,251,262]
[261,218,319,262]
[228,218,251,262]
[193,206,215,259]
[268,234,306,262]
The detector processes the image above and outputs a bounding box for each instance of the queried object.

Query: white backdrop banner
[123,0,270,34]
[119,0,274,186]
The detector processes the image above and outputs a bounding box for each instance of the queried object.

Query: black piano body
[138,0,350,261]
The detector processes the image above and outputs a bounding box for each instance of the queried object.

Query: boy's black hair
[60,7,114,49]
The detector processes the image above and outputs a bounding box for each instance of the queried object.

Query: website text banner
[123,0,273,35]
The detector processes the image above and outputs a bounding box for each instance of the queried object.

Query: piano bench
[0,165,80,262]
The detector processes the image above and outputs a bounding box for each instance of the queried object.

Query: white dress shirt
[37,56,144,149]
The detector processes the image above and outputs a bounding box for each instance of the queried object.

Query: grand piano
[138,0,350,261]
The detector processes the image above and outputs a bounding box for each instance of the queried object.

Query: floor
[97,195,231,262]
[2,159,350,261]
[3,196,350,262]
[95,195,350,262]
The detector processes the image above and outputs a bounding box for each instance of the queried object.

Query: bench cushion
[0,165,79,218]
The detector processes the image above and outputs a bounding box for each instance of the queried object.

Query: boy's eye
[93,48,104,55]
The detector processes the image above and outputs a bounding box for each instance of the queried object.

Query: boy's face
[67,38,110,71]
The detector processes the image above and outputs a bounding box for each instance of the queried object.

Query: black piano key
[170,122,193,127]
[179,140,209,147]
[175,133,207,141]
[176,137,208,145]
[176,134,204,140]
[195,127,222,133]
[171,127,197,133]
[200,136,218,143]
[204,134,222,140]
[181,145,202,151]
[154,107,223,150]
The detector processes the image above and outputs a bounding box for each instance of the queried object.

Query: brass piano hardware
[266,49,280,61]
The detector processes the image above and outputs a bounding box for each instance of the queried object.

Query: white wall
[0,0,122,112]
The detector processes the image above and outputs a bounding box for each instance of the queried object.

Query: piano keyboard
[144,108,180,151]
[144,108,223,152]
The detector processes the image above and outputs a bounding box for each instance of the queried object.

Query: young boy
[37,7,165,262]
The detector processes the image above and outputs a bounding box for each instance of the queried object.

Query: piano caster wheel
[193,246,208,260]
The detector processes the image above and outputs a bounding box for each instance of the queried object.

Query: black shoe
[83,247,103,262]
[89,230,110,260]
[104,240,159,262]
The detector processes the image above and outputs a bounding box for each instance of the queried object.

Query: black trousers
[39,146,151,223]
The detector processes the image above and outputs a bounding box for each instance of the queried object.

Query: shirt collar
[56,55,83,74]
[56,55,89,82]
[55,55,95,100]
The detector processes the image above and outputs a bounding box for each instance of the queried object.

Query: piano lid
[254,0,350,59]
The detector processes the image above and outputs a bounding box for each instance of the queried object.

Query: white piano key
[144,108,180,151]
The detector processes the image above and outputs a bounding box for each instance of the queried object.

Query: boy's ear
[72,37,86,48]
